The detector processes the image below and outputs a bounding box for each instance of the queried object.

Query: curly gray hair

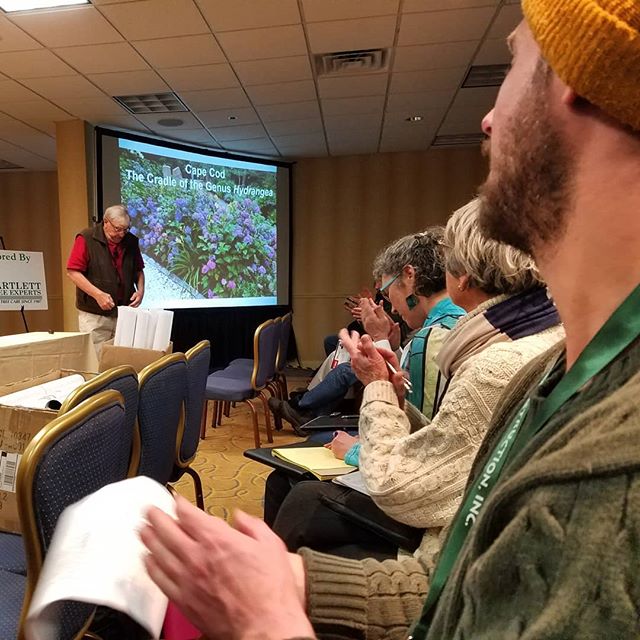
[444,198,543,295]
[372,227,446,297]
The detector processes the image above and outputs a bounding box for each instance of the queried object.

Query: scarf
[436,287,561,381]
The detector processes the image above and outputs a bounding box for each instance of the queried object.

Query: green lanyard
[409,283,640,640]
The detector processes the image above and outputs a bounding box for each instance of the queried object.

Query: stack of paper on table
[272,447,356,481]
[25,476,176,640]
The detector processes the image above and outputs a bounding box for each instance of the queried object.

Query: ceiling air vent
[314,48,389,76]
[462,64,510,88]
[0,158,23,170]
[113,92,189,115]
[432,133,486,147]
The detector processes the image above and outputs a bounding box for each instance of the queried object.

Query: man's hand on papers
[140,496,314,640]
[129,290,144,308]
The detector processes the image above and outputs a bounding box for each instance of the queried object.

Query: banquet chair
[169,340,210,510]
[0,366,139,580]
[203,317,281,447]
[135,353,188,484]
[0,390,130,640]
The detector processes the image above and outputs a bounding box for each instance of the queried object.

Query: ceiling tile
[279,144,327,158]
[223,138,279,156]
[394,41,478,72]
[383,106,447,128]
[97,0,210,40]
[132,34,225,68]
[10,6,123,48]
[485,3,522,40]
[135,112,205,131]
[0,16,42,52]
[0,99,71,122]
[209,123,267,141]
[322,95,385,116]
[450,86,498,110]
[383,120,439,138]
[390,67,466,93]
[307,15,397,53]
[398,7,496,45]
[264,117,323,136]
[324,112,382,131]
[0,79,42,103]
[473,37,511,65]
[302,0,399,22]
[180,87,251,111]
[272,131,326,147]
[386,88,455,111]
[0,50,76,79]
[92,114,150,131]
[198,107,260,128]
[217,25,307,61]
[379,131,435,152]
[233,55,312,86]
[196,0,300,31]
[24,118,59,136]
[22,76,106,100]
[160,64,238,91]
[245,80,316,106]
[329,137,379,156]
[88,70,169,95]
[54,95,127,118]
[318,74,388,99]
[53,42,149,74]
[0,137,54,168]
[403,0,498,11]
[438,107,484,134]
[160,129,220,146]
[257,100,321,122]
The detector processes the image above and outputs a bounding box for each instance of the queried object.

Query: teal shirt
[345,297,465,467]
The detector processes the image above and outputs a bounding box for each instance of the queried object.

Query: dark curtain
[170,305,296,370]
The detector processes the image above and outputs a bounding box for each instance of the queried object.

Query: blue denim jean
[298,362,358,415]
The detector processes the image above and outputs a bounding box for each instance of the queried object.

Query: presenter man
[66,204,144,354]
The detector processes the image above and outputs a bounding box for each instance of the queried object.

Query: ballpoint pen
[385,361,413,392]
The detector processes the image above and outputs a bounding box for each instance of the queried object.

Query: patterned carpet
[172,372,310,520]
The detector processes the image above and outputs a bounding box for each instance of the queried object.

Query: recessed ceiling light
[228,115,237,121]
[0,0,88,11]
[405,115,423,123]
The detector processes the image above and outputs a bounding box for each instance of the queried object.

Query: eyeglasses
[106,219,130,234]
[378,273,400,300]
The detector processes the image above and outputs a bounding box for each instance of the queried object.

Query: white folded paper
[114,306,137,348]
[152,310,173,352]
[0,374,86,410]
[25,476,176,640]
[132,309,151,349]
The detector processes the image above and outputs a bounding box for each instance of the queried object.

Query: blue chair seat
[227,357,253,369]
[0,533,26,575]
[0,568,26,639]
[205,374,255,401]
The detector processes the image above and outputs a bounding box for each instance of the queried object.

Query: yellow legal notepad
[271,447,356,481]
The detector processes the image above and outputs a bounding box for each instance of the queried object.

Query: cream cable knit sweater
[358,325,565,540]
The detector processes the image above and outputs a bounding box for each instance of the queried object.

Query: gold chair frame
[16,390,125,640]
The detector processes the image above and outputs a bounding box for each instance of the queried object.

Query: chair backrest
[250,317,281,390]
[275,311,293,373]
[136,353,187,483]
[17,390,129,639]
[177,340,210,464]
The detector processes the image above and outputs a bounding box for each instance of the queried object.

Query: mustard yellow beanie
[522,0,640,131]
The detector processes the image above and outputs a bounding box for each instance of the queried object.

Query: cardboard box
[0,370,93,534]
[98,340,173,373]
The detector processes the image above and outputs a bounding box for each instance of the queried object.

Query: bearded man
[139,2,640,639]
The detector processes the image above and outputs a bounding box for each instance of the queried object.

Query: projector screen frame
[93,125,294,311]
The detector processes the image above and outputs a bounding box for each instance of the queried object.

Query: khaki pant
[78,311,116,358]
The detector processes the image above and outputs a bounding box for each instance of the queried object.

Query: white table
[0,331,99,386]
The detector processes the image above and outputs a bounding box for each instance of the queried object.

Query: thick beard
[479,69,573,256]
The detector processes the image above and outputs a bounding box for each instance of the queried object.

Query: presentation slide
[97,130,290,309]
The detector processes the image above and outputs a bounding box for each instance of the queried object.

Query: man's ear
[561,86,580,107]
